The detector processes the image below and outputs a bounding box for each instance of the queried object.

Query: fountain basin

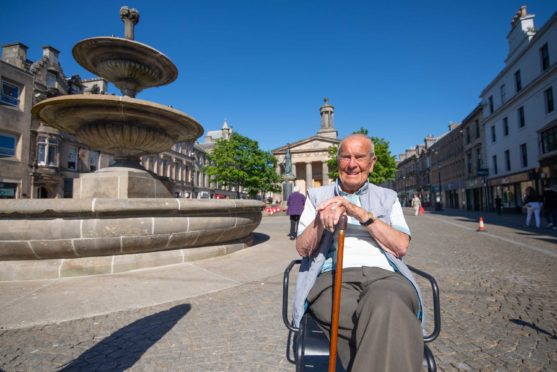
[73,37,178,96]
[0,198,264,280]
[31,95,204,157]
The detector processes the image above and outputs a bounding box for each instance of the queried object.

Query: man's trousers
[307,266,423,371]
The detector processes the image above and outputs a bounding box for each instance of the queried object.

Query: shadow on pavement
[426,208,557,236]
[59,304,191,371]
[532,237,557,244]
[510,319,557,340]
[252,232,270,245]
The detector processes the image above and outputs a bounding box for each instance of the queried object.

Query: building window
[488,95,494,114]
[492,155,498,175]
[491,125,496,142]
[503,117,509,136]
[37,136,59,167]
[67,146,77,170]
[545,87,554,113]
[540,43,550,71]
[162,159,169,177]
[476,148,482,170]
[466,153,472,174]
[89,151,99,171]
[0,133,17,158]
[514,70,522,92]
[541,126,557,154]
[0,182,17,199]
[1,80,20,106]
[518,106,525,128]
[500,84,506,104]
[504,150,511,171]
[466,127,470,144]
[475,119,480,139]
[520,143,528,167]
[46,72,57,89]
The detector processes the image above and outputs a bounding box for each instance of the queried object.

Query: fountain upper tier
[31,94,204,158]
[73,37,178,97]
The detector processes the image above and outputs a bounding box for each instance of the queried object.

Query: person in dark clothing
[495,195,502,215]
[287,186,306,240]
[542,185,557,230]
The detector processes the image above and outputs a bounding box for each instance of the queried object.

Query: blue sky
[1,1,555,157]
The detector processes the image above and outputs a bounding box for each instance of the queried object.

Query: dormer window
[540,43,550,71]
[46,72,57,88]
[514,70,522,92]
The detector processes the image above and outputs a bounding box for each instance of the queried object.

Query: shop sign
[488,171,529,186]
[477,168,489,177]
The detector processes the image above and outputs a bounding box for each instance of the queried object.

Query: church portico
[272,98,340,201]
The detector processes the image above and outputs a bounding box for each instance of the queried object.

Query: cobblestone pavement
[1,211,556,371]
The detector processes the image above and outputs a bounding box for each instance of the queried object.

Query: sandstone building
[272,98,340,200]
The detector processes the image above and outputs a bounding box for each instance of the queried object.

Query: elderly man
[293,134,423,371]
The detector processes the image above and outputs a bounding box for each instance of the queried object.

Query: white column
[306,162,313,189]
[322,162,329,185]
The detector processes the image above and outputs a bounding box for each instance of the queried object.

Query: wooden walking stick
[329,214,348,372]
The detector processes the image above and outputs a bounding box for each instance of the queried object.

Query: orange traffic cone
[477,217,487,232]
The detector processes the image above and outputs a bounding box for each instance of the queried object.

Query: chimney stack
[506,6,535,64]
[42,45,60,66]
[1,42,29,70]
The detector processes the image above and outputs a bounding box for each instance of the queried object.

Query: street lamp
[402,175,407,206]
[433,150,442,211]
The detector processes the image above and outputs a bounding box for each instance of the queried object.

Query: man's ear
[368,156,377,171]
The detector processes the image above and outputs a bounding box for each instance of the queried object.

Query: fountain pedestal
[74,167,172,199]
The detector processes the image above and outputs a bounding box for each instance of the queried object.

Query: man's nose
[347,157,359,167]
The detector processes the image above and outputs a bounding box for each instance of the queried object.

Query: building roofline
[479,10,557,97]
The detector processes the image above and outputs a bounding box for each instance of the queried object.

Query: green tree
[204,133,281,198]
[326,127,397,185]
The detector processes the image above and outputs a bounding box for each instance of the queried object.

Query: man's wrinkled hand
[316,198,347,232]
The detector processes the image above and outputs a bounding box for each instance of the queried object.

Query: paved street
[1,210,556,371]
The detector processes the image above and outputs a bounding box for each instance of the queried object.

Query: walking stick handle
[337,214,348,230]
[329,214,348,372]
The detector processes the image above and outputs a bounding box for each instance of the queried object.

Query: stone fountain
[0,7,264,281]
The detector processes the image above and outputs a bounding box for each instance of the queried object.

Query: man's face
[337,137,376,194]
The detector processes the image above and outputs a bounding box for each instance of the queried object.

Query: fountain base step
[0,235,253,281]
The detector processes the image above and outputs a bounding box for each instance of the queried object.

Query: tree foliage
[327,127,397,185]
[204,133,281,198]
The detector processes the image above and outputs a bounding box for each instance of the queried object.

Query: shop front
[488,171,533,213]
[465,177,486,211]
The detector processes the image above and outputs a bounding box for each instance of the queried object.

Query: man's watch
[360,211,377,226]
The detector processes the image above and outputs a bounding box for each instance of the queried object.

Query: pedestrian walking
[411,194,421,216]
[286,186,306,240]
[523,186,543,229]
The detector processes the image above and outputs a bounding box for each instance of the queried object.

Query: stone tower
[318,97,337,139]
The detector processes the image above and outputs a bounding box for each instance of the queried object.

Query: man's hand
[316,196,366,231]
